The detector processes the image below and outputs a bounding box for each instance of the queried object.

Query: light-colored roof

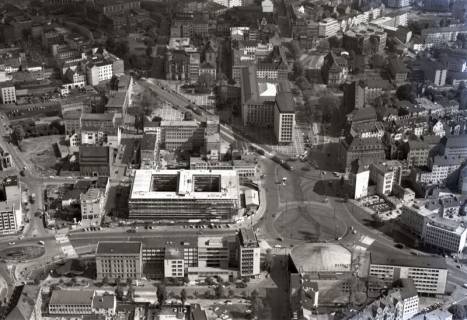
[130,169,239,201]
[290,243,352,273]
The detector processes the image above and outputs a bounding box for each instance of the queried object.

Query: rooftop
[370,251,447,269]
[239,228,258,247]
[446,134,467,149]
[50,289,94,306]
[275,91,295,113]
[92,294,115,310]
[96,241,142,255]
[290,243,352,273]
[130,169,239,201]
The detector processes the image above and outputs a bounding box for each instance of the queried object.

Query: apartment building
[369,253,448,295]
[408,140,431,167]
[86,62,113,86]
[444,135,467,158]
[385,0,410,8]
[0,84,16,104]
[238,228,261,277]
[421,26,467,47]
[370,161,402,196]
[274,92,295,144]
[318,18,340,38]
[426,155,465,184]
[95,241,143,281]
[128,169,240,221]
[343,24,387,55]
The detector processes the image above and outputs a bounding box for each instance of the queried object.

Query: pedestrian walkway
[55,234,78,259]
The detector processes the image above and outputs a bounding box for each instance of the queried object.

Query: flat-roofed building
[129,169,240,221]
[369,252,448,294]
[370,161,402,196]
[0,202,18,235]
[238,228,261,277]
[274,92,295,144]
[80,188,106,226]
[0,83,16,104]
[160,120,204,151]
[96,241,143,281]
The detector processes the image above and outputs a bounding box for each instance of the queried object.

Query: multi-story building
[369,253,448,295]
[164,247,185,278]
[189,158,257,183]
[86,62,113,86]
[400,198,467,253]
[274,92,295,144]
[80,188,106,226]
[318,18,340,38]
[63,110,82,135]
[343,24,387,55]
[0,84,16,104]
[140,134,158,169]
[321,52,348,86]
[385,0,410,8]
[444,135,467,158]
[351,280,418,320]
[426,155,465,184]
[94,0,141,15]
[340,137,386,172]
[96,241,143,281]
[370,161,402,196]
[240,65,276,127]
[238,228,261,277]
[128,169,240,221]
[79,145,110,177]
[49,290,94,315]
[421,26,467,47]
[48,289,116,317]
[408,140,431,167]
[0,202,18,235]
[160,121,204,151]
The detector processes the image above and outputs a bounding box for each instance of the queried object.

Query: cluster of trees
[10,120,64,146]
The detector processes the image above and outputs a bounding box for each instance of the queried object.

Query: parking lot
[360,195,393,214]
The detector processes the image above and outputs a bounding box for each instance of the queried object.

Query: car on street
[8,242,15,245]
[38,241,45,245]
[464,283,467,289]
[394,243,404,249]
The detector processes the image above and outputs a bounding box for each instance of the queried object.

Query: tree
[396,84,415,102]
[180,288,187,305]
[102,276,109,286]
[126,277,133,287]
[448,305,467,320]
[157,284,167,306]
[126,284,135,302]
[115,284,124,300]
[215,285,225,299]
[228,289,235,298]
[12,126,25,146]
[263,249,273,273]
[198,73,215,89]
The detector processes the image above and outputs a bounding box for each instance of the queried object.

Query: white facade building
[318,18,340,38]
[0,85,16,104]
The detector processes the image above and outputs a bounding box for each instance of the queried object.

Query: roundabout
[0,245,45,262]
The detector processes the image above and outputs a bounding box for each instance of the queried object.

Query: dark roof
[370,252,447,269]
[3,176,18,187]
[239,228,258,247]
[399,279,418,300]
[96,241,142,255]
[191,304,208,320]
[141,134,157,151]
[79,146,109,165]
[275,91,295,113]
